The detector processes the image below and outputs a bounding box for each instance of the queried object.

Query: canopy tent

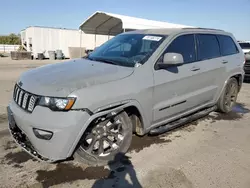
[79,11,193,35]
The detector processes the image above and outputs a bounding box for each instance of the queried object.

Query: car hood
[18,58,134,97]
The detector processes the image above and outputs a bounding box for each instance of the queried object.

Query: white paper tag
[142,36,162,41]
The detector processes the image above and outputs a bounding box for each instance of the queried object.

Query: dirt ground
[0,57,250,188]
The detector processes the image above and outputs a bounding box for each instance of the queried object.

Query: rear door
[216,35,243,84]
[194,34,225,103]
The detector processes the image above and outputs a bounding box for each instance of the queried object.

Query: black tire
[74,111,132,166]
[217,77,239,113]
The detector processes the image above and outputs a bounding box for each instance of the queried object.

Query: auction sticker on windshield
[142,36,162,41]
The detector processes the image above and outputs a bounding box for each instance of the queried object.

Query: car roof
[125,28,230,36]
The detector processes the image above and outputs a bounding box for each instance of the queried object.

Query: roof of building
[21,26,79,32]
[79,11,194,35]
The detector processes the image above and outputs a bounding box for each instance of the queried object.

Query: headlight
[38,97,76,111]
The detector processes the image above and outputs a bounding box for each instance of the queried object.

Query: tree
[0,33,21,45]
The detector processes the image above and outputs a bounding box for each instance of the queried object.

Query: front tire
[74,111,132,166]
[217,77,239,113]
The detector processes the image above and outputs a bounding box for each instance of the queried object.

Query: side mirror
[158,53,184,69]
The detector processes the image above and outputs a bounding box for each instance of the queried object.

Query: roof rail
[182,27,224,31]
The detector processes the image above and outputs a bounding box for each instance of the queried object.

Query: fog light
[33,128,53,140]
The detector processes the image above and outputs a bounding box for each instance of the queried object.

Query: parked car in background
[238,41,250,80]
[238,41,250,54]
[7,28,245,166]
[244,53,250,80]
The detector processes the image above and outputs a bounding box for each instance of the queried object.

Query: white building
[20,26,111,59]
[21,11,192,59]
[0,44,20,53]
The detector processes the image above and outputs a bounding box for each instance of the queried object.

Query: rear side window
[197,34,220,60]
[164,34,196,63]
[217,35,239,56]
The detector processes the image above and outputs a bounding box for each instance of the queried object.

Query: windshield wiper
[93,58,119,66]
[83,55,93,60]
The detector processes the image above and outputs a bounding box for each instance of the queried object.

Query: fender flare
[216,72,243,102]
[67,99,149,157]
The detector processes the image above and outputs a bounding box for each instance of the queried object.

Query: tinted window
[217,35,239,56]
[197,34,220,60]
[239,42,250,49]
[164,34,196,63]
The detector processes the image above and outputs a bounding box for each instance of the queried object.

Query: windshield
[239,43,250,49]
[88,34,166,67]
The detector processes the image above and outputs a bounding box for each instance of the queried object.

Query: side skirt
[149,106,217,135]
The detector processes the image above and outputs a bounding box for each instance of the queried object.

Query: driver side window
[159,34,196,64]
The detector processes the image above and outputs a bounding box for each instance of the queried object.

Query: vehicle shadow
[91,153,142,188]
[232,102,250,114]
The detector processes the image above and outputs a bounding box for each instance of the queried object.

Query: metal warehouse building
[21,11,192,59]
[20,26,111,59]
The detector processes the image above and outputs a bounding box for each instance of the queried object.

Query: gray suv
[7,28,245,166]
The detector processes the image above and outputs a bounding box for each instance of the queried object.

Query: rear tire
[74,111,132,166]
[217,77,239,113]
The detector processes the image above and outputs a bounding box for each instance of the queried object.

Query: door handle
[222,60,228,64]
[190,67,200,71]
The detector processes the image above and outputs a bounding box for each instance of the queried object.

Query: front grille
[13,84,39,113]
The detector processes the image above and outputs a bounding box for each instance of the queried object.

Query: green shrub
[0,34,21,45]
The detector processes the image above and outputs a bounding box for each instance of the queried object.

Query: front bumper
[8,115,50,161]
[8,99,91,161]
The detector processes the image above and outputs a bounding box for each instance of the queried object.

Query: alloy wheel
[225,82,238,109]
[80,116,125,157]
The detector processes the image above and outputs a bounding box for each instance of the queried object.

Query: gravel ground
[0,57,250,188]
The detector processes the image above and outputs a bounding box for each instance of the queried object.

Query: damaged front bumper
[9,121,51,162]
[7,100,91,162]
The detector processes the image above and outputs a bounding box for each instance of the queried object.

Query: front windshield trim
[88,34,166,67]
[92,56,135,67]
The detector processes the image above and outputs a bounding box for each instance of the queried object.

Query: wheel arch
[232,74,243,91]
[215,72,243,104]
[94,100,147,136]
[123,105,144,136]
[216,73,240,113]
[68,100,148,158]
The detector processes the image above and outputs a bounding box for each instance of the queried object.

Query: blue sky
[1,0,250,40]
